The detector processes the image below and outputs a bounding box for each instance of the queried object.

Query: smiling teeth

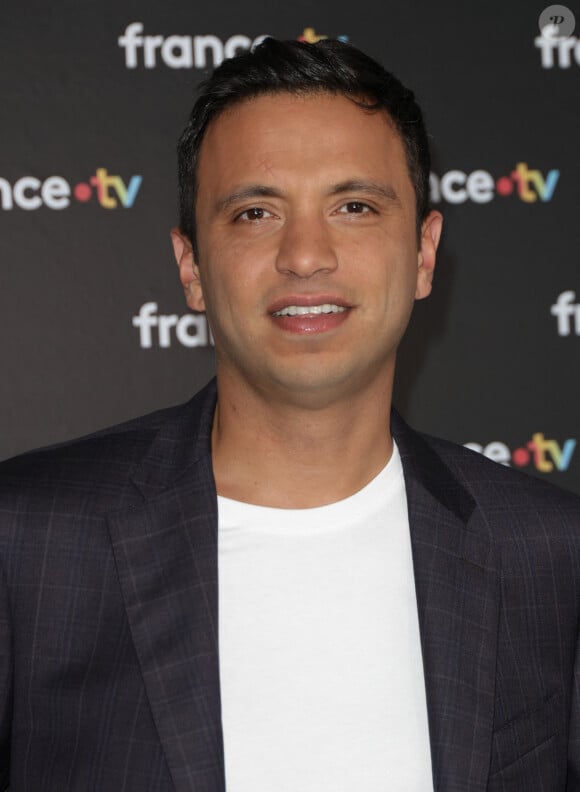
[273,304,347,317]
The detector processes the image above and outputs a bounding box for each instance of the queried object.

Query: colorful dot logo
[495,176,513,196]
[511,446,532,466]
[73,182,93,202]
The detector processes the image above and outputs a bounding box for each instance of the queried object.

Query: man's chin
[258,367,381,410]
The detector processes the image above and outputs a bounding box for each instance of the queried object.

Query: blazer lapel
[393,412,501,792]
[107,381,225,792]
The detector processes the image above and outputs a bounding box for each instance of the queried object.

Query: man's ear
[170,227,206,312]
[415,210,443,300]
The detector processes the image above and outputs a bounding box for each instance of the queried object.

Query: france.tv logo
[0,168,142,211]
[465,433,576,472]
[430,163,560,205]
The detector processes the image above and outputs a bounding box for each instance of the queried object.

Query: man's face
[173,91,442,407]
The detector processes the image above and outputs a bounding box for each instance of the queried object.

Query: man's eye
[338,201,373,214]
[237,207,271,221]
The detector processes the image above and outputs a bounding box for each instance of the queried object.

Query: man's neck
[211,377,394,509]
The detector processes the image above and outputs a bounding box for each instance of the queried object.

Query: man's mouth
[268,297,352,335]
[272,304,348,317]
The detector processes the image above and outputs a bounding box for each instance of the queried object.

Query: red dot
[74,182,92,202]
[512,447,530,466]
[496,176,513,196]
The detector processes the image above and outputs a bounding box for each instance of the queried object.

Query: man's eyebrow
[214,180,401,214]
[328,180,400,204]
[215,185,284,214]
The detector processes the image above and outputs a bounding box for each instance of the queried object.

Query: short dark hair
[177,37,431,254]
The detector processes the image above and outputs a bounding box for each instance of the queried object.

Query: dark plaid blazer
[1,379,579,791]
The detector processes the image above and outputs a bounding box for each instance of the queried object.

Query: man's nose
[275,214,339,278]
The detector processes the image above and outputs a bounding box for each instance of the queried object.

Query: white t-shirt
[217,444,433,791]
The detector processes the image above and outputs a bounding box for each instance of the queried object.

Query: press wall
[1,1,578,494]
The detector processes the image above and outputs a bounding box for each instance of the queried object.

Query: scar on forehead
[258,157,276,175]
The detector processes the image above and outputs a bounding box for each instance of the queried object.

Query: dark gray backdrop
[2,0,578,493]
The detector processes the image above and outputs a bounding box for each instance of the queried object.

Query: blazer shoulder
[0,395,201,514]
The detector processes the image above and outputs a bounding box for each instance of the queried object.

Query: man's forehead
[198,91,403,168]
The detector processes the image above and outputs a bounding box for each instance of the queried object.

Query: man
[1,38,579,792]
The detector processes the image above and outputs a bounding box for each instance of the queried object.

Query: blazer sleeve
[569,616,580,790]
[0,556,11,791]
